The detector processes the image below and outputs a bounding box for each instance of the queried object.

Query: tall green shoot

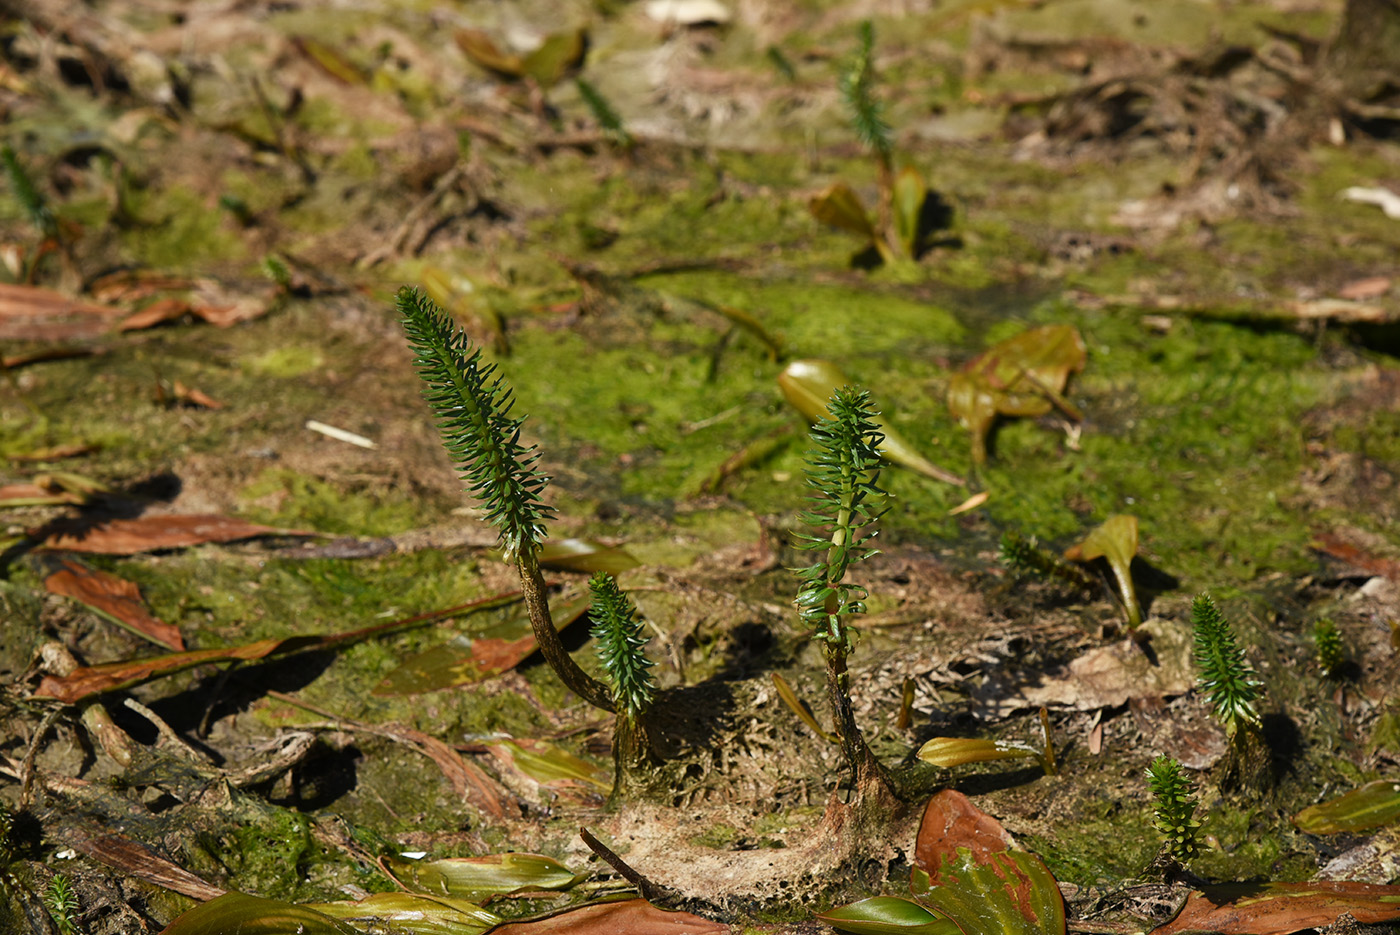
[588,572,656,789]
[795,386,896,805]
[398,286,613,712]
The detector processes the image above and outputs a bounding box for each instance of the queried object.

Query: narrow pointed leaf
[892,166,928,259]
[159,893,359,935]
[916,736,1040,769]
[1064,515,1142,628]
[771,672,837,743]
[779,359,963,485]
[307,893,500,935]
[521,29,587,86]
[818,897,960,935]
[382,853,582,901]
[490,737,610,791]
[809,182,878,240]
[1293,780,1400,834]
[454,29,526,77]
[1151,881,1400,935]
[45,558,185,651]
[537,538,640,574]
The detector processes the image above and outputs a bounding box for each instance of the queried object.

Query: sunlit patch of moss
[1191,801,1314,882]
[242,346,325,378]
[123,185,246,271]
[237,468,439,536]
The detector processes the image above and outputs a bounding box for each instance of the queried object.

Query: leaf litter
[2,0,1400,932]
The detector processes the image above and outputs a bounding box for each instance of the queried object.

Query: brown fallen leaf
[88,270,195,303]
[1338,276,1392,301]
[0,282,125,341]
[0,482,85,507]
[1312,531,1400,581]
[45,558,184,651]
[33,591,520,703]
[188,279,273,327]
[6,443,98,462]
[171,381,225,410]
[1151,882,1400,935]
[118,297,192,331]
[71,831,225,902]
[491,899,728,935]
[914,788,1013,873]
[1,346,96,369]
[35,513,310,555]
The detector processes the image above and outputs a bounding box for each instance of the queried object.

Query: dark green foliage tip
[794,386,887,647]
[1,144,58,239]
[588,572,655,719]
[1146,755,1201,863]
[397,286,552,559]
[839,21,892,160]
[1191,593,1261,732]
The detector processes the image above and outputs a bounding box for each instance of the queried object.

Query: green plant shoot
[1191,593,1261,734]
[795,386,895,805]
[1146,755,1201,864]
[398,286,613,712]
[1,144,58,241]
[588,572,654,721]
[839,21,892,171]
[44,873,80,935]
[575,79,632,148]
[1314,618,1345,678]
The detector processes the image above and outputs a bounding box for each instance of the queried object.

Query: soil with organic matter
[2,1,1400,933]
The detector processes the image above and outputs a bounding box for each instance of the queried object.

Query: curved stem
[516,551,614,713]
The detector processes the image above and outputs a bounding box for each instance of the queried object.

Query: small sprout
[766,45,796,81]
[575,79,632,148]
[1,144,58,240]
[998,530,1097,592]
[839,21,892,168]
[1314,618,1346,678]
[1146,756,1201,864]
[1192,593,1261,734]
[262,254,293,291]
[44,873,80,935]
[588,572,655,721]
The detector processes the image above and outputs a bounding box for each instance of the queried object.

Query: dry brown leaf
[1,347,96,369]
[1151,882,1400,935]
[35,513,310,555]
[1312,531,1400,581]
[71,831,225,902]
[118,297,191,331]
[172,381,225,410]
[914,789,1014,873]
[1338,276,1392,300]
[0,282,124,341]
[45,558,185,650]
[491,899,728,935]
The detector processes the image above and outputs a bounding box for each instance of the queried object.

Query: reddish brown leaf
[0,482,84,506]
[6,443,97,462]
[378,724,513,819]
[1312,531,1400,581]
[88,270,195,303]
[0,282,125,340]
[118,297,191,331]
[172,381,225,410]
[45,558,184,650]
[914,789,1014,875]
[33,593,519,704]
[1151,882,1400,935]
[491,899,728,935]
[36,513,311,555]
[71,831,224,902]
[1337,276,1392,301]
[1,347,95,369]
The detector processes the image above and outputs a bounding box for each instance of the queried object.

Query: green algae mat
[3,0,1400,932]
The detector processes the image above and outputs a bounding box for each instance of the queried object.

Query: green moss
[238,468,438,536]
[242,346,325,378]
[124,185,245,271]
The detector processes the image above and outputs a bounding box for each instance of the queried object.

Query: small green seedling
[794,386,897,806]
[1065,515,1143,629]
[2,143,68,284]
[588,571,655,786]
[398,286,613,713]
[575,79,633,149]
[1192,593,1272,792]
[808,22,942,265]
[44,873,80,935]
[1314,618,1346,678]
[1146,755,1201,868]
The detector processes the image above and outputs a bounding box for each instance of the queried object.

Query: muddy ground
[2,0,1400,932]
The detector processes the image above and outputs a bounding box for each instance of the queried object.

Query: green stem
[516,550,614,712]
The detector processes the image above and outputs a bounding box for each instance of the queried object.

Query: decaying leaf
[1293,780,1400,835]
[381,852,582,902]
[489,737,611,793]
[0,282,124,341]
[308,893,499,935]
[892,166,929,260]
[818,896,959,935]
[290,36,368,85]
[1150,881,1400,935]
[35,513,312,555]
[373,596,590,695]
[946,325,1086,466]
[454,28,587,86]
[537,538,640,574]
[490,899,728,935]
[1064,514,1143,628]
[911,790,1065,935]
[44,557,184,651]
[778,359,963,485]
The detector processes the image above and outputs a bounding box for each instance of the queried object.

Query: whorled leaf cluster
[587,571,655,720]
[794,386,887,650]
[1314,618,1345,678]
[1191,593,1261,732]
[397,286,553,559]
[838,21,892,162]
[1146,755,1201,863]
